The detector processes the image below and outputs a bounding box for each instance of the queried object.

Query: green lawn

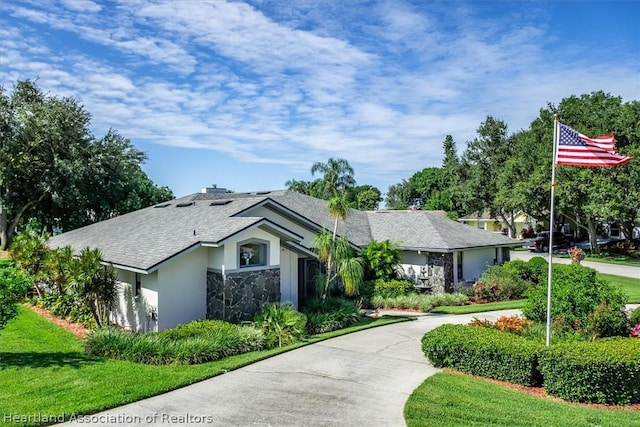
[431,273,640,314]
[405,371,640,427]
[598,273,640,303]
[430,299,525,314]
[0,306,408,426]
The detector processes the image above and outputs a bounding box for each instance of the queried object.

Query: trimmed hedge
[539,338,640,404]
[421,324,543,386]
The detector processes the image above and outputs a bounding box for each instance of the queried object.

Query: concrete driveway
[61,309,519,427]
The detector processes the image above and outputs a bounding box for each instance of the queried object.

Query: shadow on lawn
[0,351,102,369]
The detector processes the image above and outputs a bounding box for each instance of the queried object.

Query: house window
[135,273,141,298]
[238,240,269,268]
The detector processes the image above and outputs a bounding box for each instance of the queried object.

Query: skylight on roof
[176,202,194,208]
[209,200,232,206]
[154,203,171,208]
[254,191,271,195]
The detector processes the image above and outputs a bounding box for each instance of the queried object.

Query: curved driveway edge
[59,310,520,427]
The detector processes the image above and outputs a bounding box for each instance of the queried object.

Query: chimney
[201,187,227,194]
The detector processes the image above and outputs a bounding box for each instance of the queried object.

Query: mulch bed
[449,369,640,411]
[24,303,91,339]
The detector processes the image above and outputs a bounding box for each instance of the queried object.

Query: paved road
[510,250,640,279]
[61,310,520,427]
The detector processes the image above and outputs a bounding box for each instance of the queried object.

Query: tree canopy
[385,91,638,246]
[0,80,173,249]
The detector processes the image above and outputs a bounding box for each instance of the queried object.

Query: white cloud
[1,0,638,195]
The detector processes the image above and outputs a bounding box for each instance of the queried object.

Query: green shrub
[159,319,240,340]
[359,280,375,303]
[372,279,414,298]
[519,322,585,344]
[0,262,32,330]
[421,324,544,386]
[539,338,640,404]
[471,263,532,302]
[526,256,548,284]
[583,301,629,339]
[371,294,433,312]
[629,306,640,326]
[522,264,627,337]
[85,321,264,365]
[427,293,468,307]
[361,240,401,281]
[300,297,360,335]
[253,302,307,348]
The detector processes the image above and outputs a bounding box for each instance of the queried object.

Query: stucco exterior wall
[157,246,208,330]
[461,247,496,282]
[207,246,224,269]
[110,268,159,332]
[244,206,317,247]
[279,247,299,308]
[220,227,280,270]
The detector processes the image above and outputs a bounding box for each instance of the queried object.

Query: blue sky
[1,1,639,199]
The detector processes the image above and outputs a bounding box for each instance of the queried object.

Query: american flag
[555,123,632,167]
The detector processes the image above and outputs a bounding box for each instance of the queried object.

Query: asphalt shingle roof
[367,210,520,251]
[49,190,521,271]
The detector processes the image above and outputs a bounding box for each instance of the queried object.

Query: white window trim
[237,238,270,268]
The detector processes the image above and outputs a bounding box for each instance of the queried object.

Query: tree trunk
[587,216,600,255]
[621,220,635,243]
[0,203,7,250]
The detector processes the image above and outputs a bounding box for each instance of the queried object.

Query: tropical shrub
[421,324,543,386]
[371,279,414,299]
[301,296,361,335]
[85,320,264,364]
[253,302,307,348]
[539,338,640,404]
[68,248,118,328]
[361,240,401,281]
[522,264,627,337]
[370,293,467,312]
[34,292,94,327]
[0,261,32,330]
[9,229,49,297]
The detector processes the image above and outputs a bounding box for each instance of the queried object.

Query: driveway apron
[60,310,519,427]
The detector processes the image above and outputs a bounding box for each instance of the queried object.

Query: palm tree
[310,158,356,199]
[313,193,363,299]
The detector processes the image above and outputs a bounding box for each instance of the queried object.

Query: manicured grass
[598,273,640,303]
[0,306,408,426]
[430,299,525,314]
[405,371,640,427]
[586,253,640,267]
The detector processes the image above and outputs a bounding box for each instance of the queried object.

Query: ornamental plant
[567,247,585,264]
[631,324,640,339]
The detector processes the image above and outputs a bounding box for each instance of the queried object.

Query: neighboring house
[458,210,536,239]
[49,189,520,331]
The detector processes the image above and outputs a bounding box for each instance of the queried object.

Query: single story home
[458,210,537,239]
[49,189,520,331]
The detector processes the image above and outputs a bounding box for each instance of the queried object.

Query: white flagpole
[546,115,559,346]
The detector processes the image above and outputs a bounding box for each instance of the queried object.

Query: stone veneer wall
[206,267,280,323]
[427,253,454,294]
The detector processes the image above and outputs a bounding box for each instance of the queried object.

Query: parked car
[525,231,575,253]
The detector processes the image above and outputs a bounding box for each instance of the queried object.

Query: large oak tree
[0,80,172,249]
